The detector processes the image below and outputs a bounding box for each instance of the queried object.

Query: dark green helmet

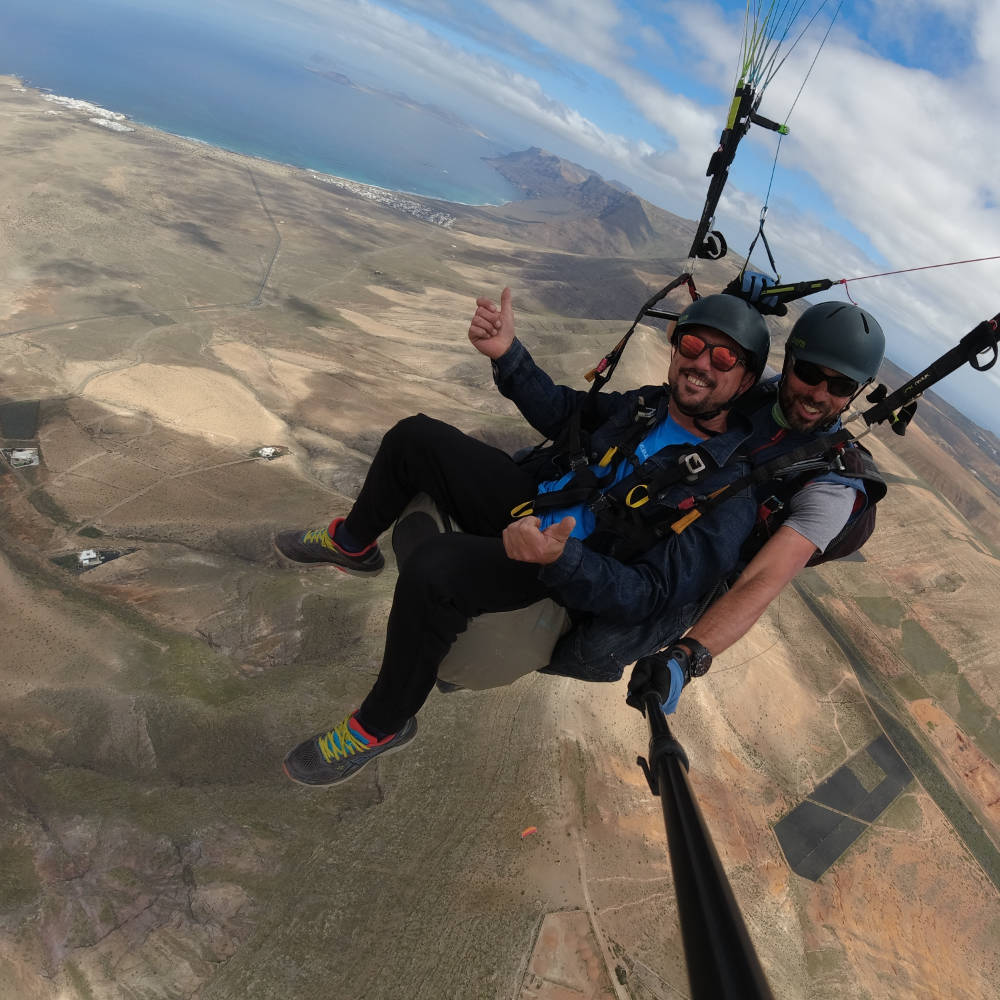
[785,301,885,384]
[674,294,771,377]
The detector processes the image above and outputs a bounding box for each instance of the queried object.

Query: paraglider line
[742,3,842,281]
[836,254,1000,304]
[841,254,1000,282]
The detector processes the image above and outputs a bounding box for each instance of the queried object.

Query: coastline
[2,73,514,210]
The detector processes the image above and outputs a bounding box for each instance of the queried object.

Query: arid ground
[2,77,999,1000]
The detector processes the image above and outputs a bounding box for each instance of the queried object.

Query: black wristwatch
[666,638,713,682]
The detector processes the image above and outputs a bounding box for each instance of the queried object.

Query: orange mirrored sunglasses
[675,332,743,372]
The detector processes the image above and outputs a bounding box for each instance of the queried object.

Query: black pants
[345,415,552,734]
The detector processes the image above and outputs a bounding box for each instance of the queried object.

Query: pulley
[697,230,728,261]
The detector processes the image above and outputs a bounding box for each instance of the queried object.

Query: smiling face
[667,324,756,429]
[779,356,854,431]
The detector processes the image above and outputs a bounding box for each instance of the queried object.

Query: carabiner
[625,484,649,508]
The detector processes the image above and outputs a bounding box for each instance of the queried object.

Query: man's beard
[778,377,842,432]
[672,366,725,415]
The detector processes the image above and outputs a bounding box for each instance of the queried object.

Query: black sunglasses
[791,357,859,397]
[675,332,744,372]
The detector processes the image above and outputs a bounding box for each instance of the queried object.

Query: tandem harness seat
[391,493,571,690]
[390,493,724,691]
[390,430,888,691]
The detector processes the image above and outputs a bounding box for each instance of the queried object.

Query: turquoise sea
[0,0,521,206]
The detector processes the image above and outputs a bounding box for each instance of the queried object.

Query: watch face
[688,649,712,677]
[679,640,712,677]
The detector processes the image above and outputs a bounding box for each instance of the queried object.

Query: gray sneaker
[282,713,417,787]
[273,518,384,575]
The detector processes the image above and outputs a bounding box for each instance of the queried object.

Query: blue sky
[217,0,999,432]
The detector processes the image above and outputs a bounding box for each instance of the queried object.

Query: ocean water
[0,0,520,206]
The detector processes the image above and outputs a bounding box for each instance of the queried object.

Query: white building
[78,550,101,568]
[10,448,39,467]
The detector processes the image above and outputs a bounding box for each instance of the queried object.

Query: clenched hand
[502,515,576,564]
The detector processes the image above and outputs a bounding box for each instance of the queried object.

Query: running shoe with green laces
[273,518,384,575]
[282,712,417,786]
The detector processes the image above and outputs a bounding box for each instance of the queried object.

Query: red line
[844,254,1000,283]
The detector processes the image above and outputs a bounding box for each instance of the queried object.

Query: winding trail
[246,167,282,308]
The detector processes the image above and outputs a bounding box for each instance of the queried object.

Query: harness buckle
[757,495,784,521]
[679,452,707,479]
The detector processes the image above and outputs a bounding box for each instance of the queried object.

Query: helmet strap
[671,393,741,436]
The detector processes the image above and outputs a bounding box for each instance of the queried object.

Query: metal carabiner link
[625,484,650,508]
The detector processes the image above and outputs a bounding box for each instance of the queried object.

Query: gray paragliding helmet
[674,293,771,378]
[785,302,885,385]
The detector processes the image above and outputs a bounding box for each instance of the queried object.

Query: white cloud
[271,0,630,159]
[267,0,721,199]
[482,0,629,70]
[637,24,668,49]
[659,0,745,86]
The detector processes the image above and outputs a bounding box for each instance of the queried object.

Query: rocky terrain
[1,77,999,999]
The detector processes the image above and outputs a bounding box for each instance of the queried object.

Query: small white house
[78,549,101,568]
[257,446,279,459]
[10,448,39,467]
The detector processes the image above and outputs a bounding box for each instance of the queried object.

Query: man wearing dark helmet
[630,300,885,714]
[272,286,775,786]
[781,302,884,432]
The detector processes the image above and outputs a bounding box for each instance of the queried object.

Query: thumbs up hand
[502,515,576,564]
[469,286,516,359]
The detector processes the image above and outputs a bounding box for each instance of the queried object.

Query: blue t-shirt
[537,414,700,540]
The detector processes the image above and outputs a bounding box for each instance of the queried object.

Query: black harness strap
[738,442,886,568]
[584,445,722,561]
[513,395,670,518]
[667,428,853,537]
[585,273,699,387]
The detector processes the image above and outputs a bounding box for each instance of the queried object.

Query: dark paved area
[774,736,913,881]
[0,400,39,439]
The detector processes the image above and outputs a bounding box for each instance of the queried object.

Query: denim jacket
[492,338,759,678]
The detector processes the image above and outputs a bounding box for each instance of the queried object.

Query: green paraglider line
[689,1,839,266]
